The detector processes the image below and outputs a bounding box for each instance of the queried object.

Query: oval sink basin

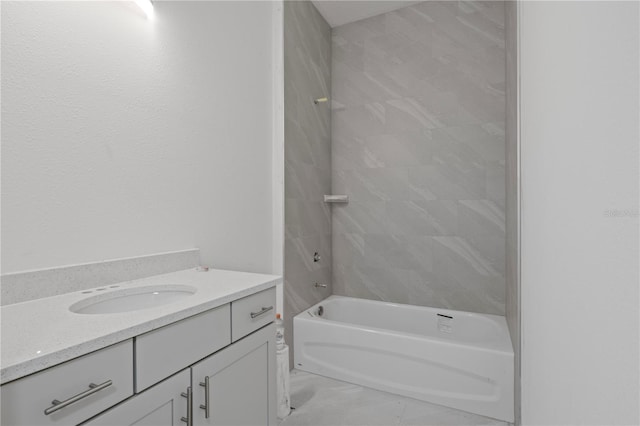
[69,285,197,315]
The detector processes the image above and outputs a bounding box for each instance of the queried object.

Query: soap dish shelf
[324,195,349,204]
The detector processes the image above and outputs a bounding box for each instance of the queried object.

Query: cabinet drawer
[135,304,230,392]
[82,369,190,426]
[0,340,133,426]
[231,288,276,341]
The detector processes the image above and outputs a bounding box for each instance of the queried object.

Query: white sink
[69,285,197,315]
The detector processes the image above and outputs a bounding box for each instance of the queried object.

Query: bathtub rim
[295,295,514,354]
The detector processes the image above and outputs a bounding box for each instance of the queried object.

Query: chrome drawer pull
[250,306,273,319]
[181,386,193,426]
[44,380,112,415]
[199,376,210,418]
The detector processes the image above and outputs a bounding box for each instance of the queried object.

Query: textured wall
[331,1,506,315]
[1,1,275,275]
[504,0,519,423]
[283,1,332,365]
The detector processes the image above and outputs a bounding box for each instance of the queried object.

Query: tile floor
[279,370,510,426]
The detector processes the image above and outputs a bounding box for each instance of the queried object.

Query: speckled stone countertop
[0,268,281,384]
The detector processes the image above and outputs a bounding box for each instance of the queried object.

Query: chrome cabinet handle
[181,386,193,426]
[44,380,112,415]
[250,306,273,319]
[199,376,210,418]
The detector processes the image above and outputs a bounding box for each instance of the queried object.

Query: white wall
[1,1,279,275]
[520,1,639,424]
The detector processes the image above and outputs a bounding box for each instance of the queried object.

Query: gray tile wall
[283,0,332,366]
[505,0,520,422]
[331,1,506,315]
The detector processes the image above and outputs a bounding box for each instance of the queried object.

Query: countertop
[0,267,281,384]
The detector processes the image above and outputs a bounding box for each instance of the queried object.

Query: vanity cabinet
[84,324,275,426]
[1,286,277,426]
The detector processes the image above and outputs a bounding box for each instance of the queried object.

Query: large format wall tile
[284,1,332,367]
[332,1,506,315]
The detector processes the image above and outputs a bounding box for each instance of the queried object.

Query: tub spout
[314,283,328,288]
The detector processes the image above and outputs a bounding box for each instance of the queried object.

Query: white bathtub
[293,295,514,422]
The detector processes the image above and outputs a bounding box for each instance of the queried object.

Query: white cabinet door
[83,369,190,426]
[192,324,276,426]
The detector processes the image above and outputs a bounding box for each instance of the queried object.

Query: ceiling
[310,1,424,28]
